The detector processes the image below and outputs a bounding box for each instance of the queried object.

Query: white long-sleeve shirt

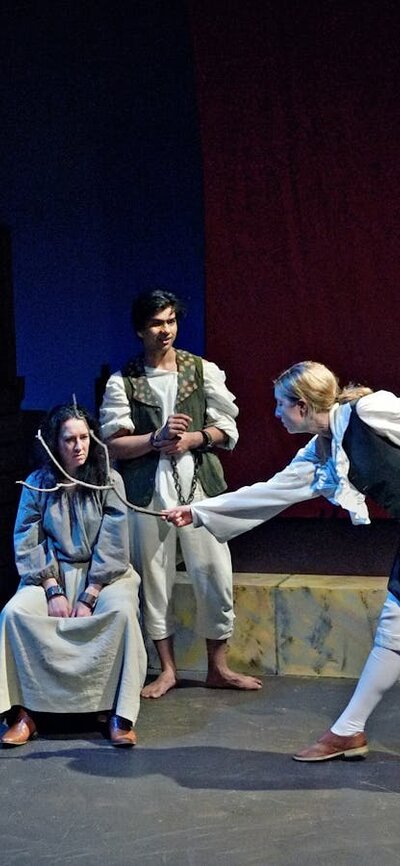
[190,390,400,543]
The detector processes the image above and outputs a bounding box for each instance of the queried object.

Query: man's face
[138,305,178,355]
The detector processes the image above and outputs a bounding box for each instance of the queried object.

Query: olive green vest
[119,350,227,506]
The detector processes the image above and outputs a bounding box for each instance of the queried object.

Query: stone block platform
[146,572,387,679]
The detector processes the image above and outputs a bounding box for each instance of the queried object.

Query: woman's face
[274,387,311,434]
[58,418,90,476]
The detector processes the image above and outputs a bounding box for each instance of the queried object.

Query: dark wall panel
[1,0,205,411]
[189,0,400,515]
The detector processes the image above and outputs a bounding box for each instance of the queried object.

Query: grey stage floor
[1,674,400,866]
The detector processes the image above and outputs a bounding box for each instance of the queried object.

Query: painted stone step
[146,573,387,679]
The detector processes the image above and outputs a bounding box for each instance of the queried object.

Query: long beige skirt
[0,563,147,725]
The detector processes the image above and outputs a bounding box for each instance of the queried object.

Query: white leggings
[332,594,400,736]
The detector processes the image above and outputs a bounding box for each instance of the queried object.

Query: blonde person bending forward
[165,360,400,763]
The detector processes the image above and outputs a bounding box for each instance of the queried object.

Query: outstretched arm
[164,455,320,542]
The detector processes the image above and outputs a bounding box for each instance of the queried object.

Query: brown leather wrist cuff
[45,585,66,602]
[198,429,214,452]
[78,591,98,611]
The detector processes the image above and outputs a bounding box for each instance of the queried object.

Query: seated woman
[0,402,147,747]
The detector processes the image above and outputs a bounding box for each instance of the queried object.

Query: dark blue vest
[342,404,400,600]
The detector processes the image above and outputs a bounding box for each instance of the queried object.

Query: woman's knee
[2,586,46,617]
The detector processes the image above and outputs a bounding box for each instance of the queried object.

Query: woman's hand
[71,602,93,618]
[71,584,101,617]
[162,506,193,527]
[47,595,71,618]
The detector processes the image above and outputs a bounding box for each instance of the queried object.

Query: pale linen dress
[0,469,147,725]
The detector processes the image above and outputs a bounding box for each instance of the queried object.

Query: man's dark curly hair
[38,403,108,489]
[131,288,186,333]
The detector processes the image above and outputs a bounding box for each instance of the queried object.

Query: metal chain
[170,453,200,505]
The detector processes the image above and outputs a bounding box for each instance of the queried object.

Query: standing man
[100,288,262,698]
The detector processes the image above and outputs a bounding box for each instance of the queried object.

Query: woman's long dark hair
[38,403,108,489]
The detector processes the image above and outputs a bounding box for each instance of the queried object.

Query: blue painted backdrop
[1,0,204,410]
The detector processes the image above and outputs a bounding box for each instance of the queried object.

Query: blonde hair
[274,361,373,412]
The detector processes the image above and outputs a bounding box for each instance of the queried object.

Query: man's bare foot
[141,670,178,699]
[205,669,263,690]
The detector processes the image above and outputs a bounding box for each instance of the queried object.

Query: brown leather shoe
[293,729,368,762]
[1,709,38,747]
[109,715,137,747]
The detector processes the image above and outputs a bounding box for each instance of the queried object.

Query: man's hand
[154,414,192,444]
[159,431,198,455]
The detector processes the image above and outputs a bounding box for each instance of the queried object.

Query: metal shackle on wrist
[78,591,98,611]
[45,584,66,602]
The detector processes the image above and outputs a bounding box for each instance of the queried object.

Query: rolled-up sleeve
[356,390,400,447]
[99,372,135,440]
[202,359,239,450]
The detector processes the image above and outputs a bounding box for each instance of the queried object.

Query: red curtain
[188,0,400,516]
